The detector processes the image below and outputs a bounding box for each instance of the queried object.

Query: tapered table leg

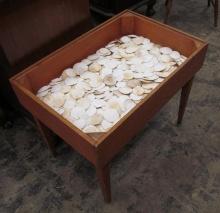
[96,164,111,203]
[34,117,56,156]
[214,0,218,27]
[177,77,194,125]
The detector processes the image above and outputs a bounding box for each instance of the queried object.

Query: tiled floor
[0,0,220,212]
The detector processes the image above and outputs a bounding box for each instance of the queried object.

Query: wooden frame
[10,10,208,203]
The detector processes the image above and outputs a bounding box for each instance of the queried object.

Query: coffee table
[10,10,208,203]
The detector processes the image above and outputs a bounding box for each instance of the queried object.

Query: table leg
[177,77,194,125]
[34,117,56,156]
[164,0,173,24]
[214,0,218,27]
[96,164,111,203]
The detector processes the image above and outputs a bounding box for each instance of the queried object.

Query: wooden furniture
[10,10,208,203]
[0,0,92,116]
[164,0,219,27]
[90,0,157,17]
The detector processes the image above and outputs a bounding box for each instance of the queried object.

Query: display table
[10,10,208,203]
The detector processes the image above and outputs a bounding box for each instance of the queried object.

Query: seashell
[50,92,65,108]
[89,113,103,125]
[120,36,131,43]
[101,120,112,130]
[55,108,64,115]
[116,81,126,88]
[132,36,144,45]
[50,77,62,85]
[125,45,138,54]
[154,63,166,72]
[159,54,172,63]
[150,47,161,56]
[113,70,124,81]
[145,75,159,81]
[142,83,159,90]
[71,107,86,119]
[88,54,99,61]
[103,109,119,123]
[170,51,181,60]
[77,98,90,110]
[155,78,164,83]
[113,90,122,97]
[123,99,136,112]
[89,62,102,73]
[123,71,134,80]
[126,79,141,88]
[60,85,71,94]
[160,47,172,55]
[81,58,92,65]
[93,99,106,108]
[144,89,152,94]
[73,119,86,129]
[62,68,76,79]
[38,85,50,93]
[119,87,132,95]
[83,125,99,133]
[143,61,154,68]
[73,62,88,75]
[37,90,49,98]
[107,100,122,114]
[89,76,103,88]
[103,74,117,86]
[155,72,171,78]
[100,67,113,77]
[97,48,111,56]
[133,86,145,96]
[112,53,122,59]
[64,77,78,86]
[86,105,97,116]
[130,93,143,101]
[51,84,62,93]
[63,99,75,110]
[70,88,85,99]
[133,73,144,79]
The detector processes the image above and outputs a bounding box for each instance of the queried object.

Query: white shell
[83,125,99,133]
[64,77,78,86]
[101,120,112,130]
[38,85,50,93]
[160,47,172,55]
[86,105,97,116]
[123,71,134,80]
[133,86,145,96]
[119,87,132,95]
[154,63,166,72]
[130,93,143,101]
[170,51,181,60]
[73,119,86,129]
[103,74,117,86]
[88,54,99,61]
[73,62,88,75]
[120,36,131,43]
[71,107,86,120]
[62,68,76,78]
[89,62,102,73]
[126,79,141,88]
[103,109,119,123]
[70,88,85,99]
[89,113,103,125]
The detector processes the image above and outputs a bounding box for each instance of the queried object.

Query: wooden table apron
[10,10,208,202]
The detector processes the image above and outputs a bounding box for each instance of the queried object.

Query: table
[10,10,208,203]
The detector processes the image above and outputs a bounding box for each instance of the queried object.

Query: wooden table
[10,10,208,203]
